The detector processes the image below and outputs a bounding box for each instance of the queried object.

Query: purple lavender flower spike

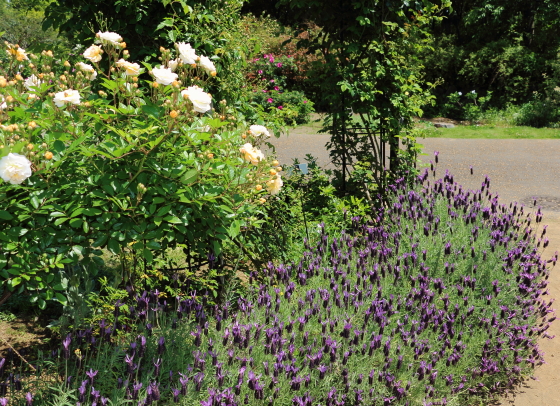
[157,336,165,354]
[25,393,33,406]
[0,398,8,406]
[86,369,98,385]
[171,388,180,403]
[153,358,162,376]
[62,334,72,359]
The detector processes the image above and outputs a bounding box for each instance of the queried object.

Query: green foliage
[439,90,493,122]
[248,89,313,126]
[0,39,280,308]
[245,54,314,125]
[420,0,560,112]
[514,96,560,128]
[231,155,370,269]
[0,0,68,52]
[247,0,450,199]
[44,0,252,102]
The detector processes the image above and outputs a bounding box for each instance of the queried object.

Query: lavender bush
[1,165,555,406]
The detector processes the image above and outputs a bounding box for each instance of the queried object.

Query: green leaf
[145,240,161,250]
[82,208,103,216]
[54,217,69,226]
[0,211,13,221]
[55,293,68,305]
[30,196,40,209]
[141,103,161,119]
[69,218,83,228]
[229,220,241,239]
[107,238,120,254]
[50,211,66,218]
[143,248,153,263]
[92,234,108,247]
[181,169,198,184]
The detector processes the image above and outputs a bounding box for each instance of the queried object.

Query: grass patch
[294,114,560,138]
[420,124,560,139]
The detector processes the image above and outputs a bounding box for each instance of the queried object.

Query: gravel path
[269,128,560,406]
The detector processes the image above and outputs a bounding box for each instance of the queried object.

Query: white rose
[76,62,94,72]
[53,89,81,107]
[0,153,32,185]
[168,59,179,72]
[176,42,197,65]
[181,86,212,113]
[83,45,103,63]
[198,55,216,75]
[97,31,123,46]
[152,67,178,85]
[76,62,97,80]
[266,175,283,195]
[24,74,42,90]
[239,143,265,165]
[116,59,141,76]
[249,125,271,138]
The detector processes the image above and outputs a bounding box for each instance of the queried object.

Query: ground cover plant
[0,162,554,406]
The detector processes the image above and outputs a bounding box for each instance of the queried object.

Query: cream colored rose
[53,89,81,107]
[168,59,179,72]
[97,31,123,46]
[239,143,265,165]
[176,42,197,64]
[249,125,271,138]
[266,175,283,195]
[152,67,178,85]
[198,55,216,75]
[116,59,141,76]
[181,86,212,113]
[7,47,28,61]
[76,62,97,81]
[0,153,32,185]
[83,45,103,63]
[24,74,42,90]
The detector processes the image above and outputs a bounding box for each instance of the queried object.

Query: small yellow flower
[26,143,34,150]
[276,166,283,172]
[207,153,214,159]
[44,151,53,160]
[120,42,127,49]
[269,169,277,176]
[28,121,37,129]
[259,198,266,204]
[272,160,279,166]
[255,184,263,191]
[15,74,23,81]
[169,110,179,119]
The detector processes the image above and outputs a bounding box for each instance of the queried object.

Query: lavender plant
[1,163,555,406]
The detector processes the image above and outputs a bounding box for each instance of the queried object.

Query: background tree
[421,0,560,113]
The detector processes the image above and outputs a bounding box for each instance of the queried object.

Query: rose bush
[0,35,283,308]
